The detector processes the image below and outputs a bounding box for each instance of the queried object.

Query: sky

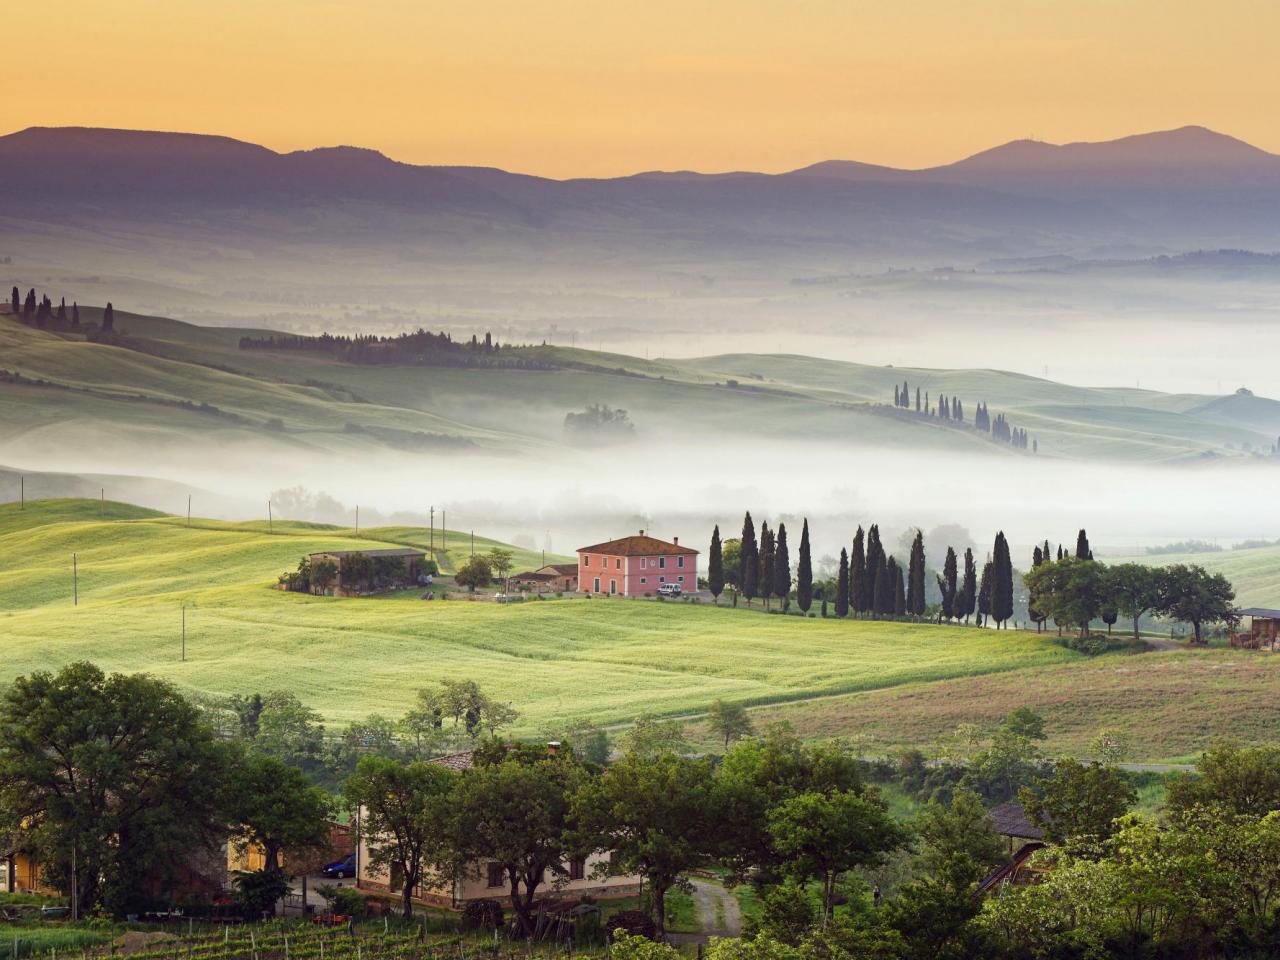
[10,0,1280,177]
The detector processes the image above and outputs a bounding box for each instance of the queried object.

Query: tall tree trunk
[653,878,669,939]
[401,867,417,920]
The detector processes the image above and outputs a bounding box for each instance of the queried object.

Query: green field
[2,499,1085,733]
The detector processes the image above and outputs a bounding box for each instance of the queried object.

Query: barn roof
[1241,608,1280,619]
[310,548,425,560]
[512,571,556,582]
[541,563,579,576]
[989,802,1044,840]
[577,534,698,557]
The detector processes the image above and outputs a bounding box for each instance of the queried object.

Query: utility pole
[430,506,434,552]
[100,488,104,516]
[268,500,273,534]
[187,494,191,527]
[442,511,446,552]
[18,475,22,510]
[181,604,187,662]
[471,530,475,556]
[355,505,359,536]
[72,553,78,606]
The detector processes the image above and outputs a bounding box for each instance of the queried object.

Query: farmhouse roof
[310,548,425,560]
[542,563,579,576]
[1241,607,1280,619]
[989,802,1044,841]
[512,571,556,582]
[428,751,474,771]
[577,532,698,557]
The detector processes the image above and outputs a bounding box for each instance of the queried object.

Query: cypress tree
[864,525,885,610]
[1028,544,1046,632]
[9,286,18,314]
[937,546,958,621]
[773,523,791,609]
[915,387,921,412]
[740,512,758,605]
[23,288,35,318]
[894,385,900,406]
[56,297,66,322]
[708,525,724,604]
[758,523,775,611]
[977,558,994,627]
[835,548,850,618]
[1075,528,1092,560]
[796,519,813,613]
[907,530,926,617]
[992,532,1014,628]
[849,526,867,615]
[957,548,977,624]
[892,559,906,616]
[71,302,80,326]
[102,302,115,332]
[873,554,894,615]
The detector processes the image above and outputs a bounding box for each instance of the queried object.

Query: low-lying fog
[5,437,1276,561]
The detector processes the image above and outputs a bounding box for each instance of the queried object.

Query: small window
[616,558,621,570]
[678,576,684,582]
[640,578,647,584]
[568,857,586,881]
[487,862,505,888]
[659,576,665,583]
[593,578,601,592]
[610,579,618,594]
[659,557,666,569]
[583,555,590,567]
[678,556,685,568]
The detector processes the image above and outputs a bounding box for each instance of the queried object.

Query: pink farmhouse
[577,531,699,597]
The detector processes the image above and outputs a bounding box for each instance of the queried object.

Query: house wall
[577,553,696,597]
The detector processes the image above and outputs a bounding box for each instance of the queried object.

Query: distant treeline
[238,328,558,369]
[892,380,1033,451]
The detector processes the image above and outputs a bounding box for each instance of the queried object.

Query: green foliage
[315,883,365,917]
[1155,562,1238,643]
[750,880,817,946]
[619,713,689,757]
[232,867,291,919]
[454,554,493,592]
[709,525,725,601]
[608,931,677,960]
[706,699,755,751]
[228,753,331,872]
[1168,741,1280,818]
[909,789,1005,893]
[1019,758,1137,847]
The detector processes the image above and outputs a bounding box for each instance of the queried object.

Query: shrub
[606,910,658,941]
[608,931,675,960]
[461,898,505,930]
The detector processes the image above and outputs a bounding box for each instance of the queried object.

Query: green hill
[1,499,1081,732]
[3,311,1279,464]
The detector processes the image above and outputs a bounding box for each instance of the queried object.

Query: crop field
[0,499,1083,733]
[712,646,1280,763]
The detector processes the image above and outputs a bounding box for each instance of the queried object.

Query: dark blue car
[320,853,356,879]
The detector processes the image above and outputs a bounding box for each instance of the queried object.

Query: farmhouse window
[640,578,647,584]
[678,556,685,568]
[569,857,586,881]
[593,578,601,592]
[616,558,621,569]
[487,862,505,888]
[610,580,618,594]
[659,557,666,569]
[659,576,665,583]
[678,576,684,582]
[583,555,590,566]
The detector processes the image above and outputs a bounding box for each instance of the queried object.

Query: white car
[657,583,683,597]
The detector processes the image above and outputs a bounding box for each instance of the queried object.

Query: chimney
[639,529,645,536]
[673,537,679,546]
[546,741,561,756]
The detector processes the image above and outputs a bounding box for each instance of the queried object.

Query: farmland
[1,499,1085,734]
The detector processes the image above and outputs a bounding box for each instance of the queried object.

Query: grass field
[2,499,1084,734]
[1107,543,1280,610]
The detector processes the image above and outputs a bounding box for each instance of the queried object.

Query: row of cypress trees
[708,514,1036,628]
[9,285,107,331]
[891,380,1035,453]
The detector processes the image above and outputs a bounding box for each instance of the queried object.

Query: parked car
[657,583,683,597]
[320,853,356,879]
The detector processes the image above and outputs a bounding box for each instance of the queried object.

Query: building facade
[577,532,698,597]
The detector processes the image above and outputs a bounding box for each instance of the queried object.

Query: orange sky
[10,0,1280,178]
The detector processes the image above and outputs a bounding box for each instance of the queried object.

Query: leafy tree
[228,754,331,874]
[451,753,586,937]
[795,519,813,613]
[1021,557,1106,637]
[768,790,907,920]
[849,527,867,614]
[344,755,459,919]
[233,867,292,919]
[620,713,689,757]
[708,525,725,603]
[907,530,926,617]
[398,688,445,756]
[0,663,231,917]
[956,548,977,624]
[937,546,958,621]
[773,522,791,607]
[566,718,611,766]
[574,752,723,937]
[1167,741,1280,818]
[706,699,755,751]
[1155,563,1237,644]
[910,789,1005,893]
[1020,758,1136,848]
[1108,562,1161,640]
[454,554,494,592]
[253,691,326,769]
[741,512,759,605]
[1001,707,1047,742]
[835,548,850,618]
[485,548,514,591]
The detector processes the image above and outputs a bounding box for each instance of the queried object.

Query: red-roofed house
[577,531,699,597]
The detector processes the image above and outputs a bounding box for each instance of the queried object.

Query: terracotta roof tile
[577,535,698,557]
